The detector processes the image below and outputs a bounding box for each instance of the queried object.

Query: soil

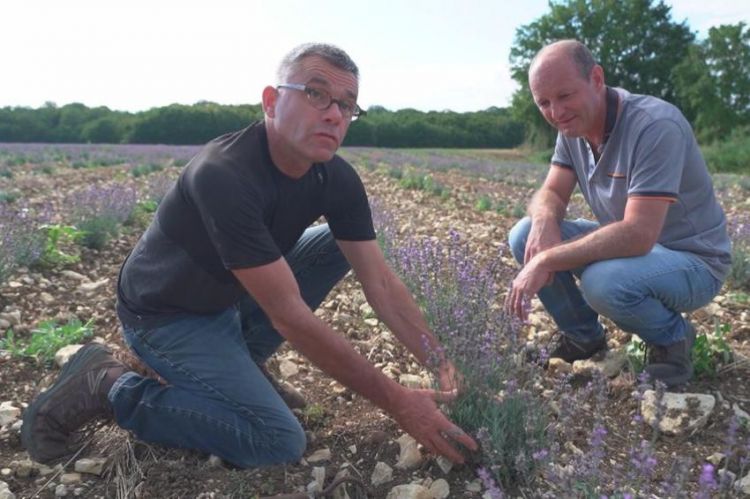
[1,148,749,498]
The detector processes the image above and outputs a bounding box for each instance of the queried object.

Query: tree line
[1,0,747,151]
[0,101,524,149]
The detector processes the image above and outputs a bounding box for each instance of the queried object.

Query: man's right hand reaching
[389,385,478,464]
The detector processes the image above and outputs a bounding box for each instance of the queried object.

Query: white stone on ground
[74,457,107,476]
[640,390,715,435]
[371,461,393,486]
[54,345,84,368]
[385,483,432,499]
[307,447,331,464]
[0,402,20,427]
[395,434,423,470]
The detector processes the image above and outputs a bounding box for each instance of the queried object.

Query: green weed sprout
[1,317,93,364]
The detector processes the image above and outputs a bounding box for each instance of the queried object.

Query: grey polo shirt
[551,87,731,281]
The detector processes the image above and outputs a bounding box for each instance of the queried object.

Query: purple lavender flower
[0,204,47,282]
[696,463,718,498]
[67,183,137,249]
[477,466,505,499]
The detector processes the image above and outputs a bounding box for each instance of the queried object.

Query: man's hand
[391,386,478,463]
[505,256,553,322]
[437,359,464,394]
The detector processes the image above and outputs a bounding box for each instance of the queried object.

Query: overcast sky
[2,0,747,113]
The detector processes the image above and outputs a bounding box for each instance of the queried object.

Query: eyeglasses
[277,83,366,120]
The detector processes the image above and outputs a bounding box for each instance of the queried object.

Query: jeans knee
[508,217,532,264]
[580,266,626,316]
[230,418,307,468]
[274,421,307,463]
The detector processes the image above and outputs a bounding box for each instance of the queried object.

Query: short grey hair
[531,39,597,80]
[277,43,359,83]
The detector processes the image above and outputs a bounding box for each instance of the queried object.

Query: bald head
[527,40,607,141]
[529,40,597,82]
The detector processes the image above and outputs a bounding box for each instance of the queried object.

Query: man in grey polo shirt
[505,40,731,387]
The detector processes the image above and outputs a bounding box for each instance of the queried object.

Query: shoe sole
[21,343,112,463]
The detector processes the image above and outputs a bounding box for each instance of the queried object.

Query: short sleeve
[324,159,376,241]
[551,133,574,170]
[628,120,684,202]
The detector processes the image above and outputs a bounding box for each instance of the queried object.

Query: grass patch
[1,317,93,364]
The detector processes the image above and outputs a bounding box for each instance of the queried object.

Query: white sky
[1,0,747,113]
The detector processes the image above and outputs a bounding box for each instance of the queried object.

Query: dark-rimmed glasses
[277,83,366,120]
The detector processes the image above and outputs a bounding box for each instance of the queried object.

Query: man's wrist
[379,375,409,413]
[532,249,553,271]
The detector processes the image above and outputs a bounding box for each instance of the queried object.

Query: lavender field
[1,143,750,498]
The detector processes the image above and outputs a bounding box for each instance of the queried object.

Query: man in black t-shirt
[22,43,477,468]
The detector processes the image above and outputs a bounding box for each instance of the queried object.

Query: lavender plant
[66,183,137,249]
[372,202,549,490]
[0,204,46,284]
[727,212,750,291]
[140,173,176,213]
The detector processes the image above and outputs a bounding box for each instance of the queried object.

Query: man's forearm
[536,220,651,272]
[274,305,407,412]
[528,187,567,224]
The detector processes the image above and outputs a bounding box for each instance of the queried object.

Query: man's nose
[322,101,345,122]
[549,101,562,120]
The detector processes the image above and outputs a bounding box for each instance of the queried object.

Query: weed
[0,190,20,204]
[475,195,493,212]
[692,322,733,377]
[301,403,329,429]
[39,224,81,266]
[1,317,93,364]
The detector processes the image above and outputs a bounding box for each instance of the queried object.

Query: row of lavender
[0,143,201,170]
[371,201,749,497]
[3,143,748,287]
[0,173,174,285]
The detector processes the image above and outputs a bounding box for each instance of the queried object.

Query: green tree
[674,23,750,142]
[82,116,123,143]
[509,0,694,147]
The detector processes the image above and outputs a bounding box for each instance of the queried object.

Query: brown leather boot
[21,343,127,463]
[644,322,696,388]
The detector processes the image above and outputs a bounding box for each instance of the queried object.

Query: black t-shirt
[117,121,375,328]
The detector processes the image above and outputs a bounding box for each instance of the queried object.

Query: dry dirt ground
[1,149,749,498]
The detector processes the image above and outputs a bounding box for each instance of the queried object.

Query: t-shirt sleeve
[187,160,282,269]
[324,160,376,241]
[550,133,575,170]
[628,119,684,202]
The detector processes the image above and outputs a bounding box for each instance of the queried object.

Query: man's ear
[262,86,278,118]
[590,65,605,90]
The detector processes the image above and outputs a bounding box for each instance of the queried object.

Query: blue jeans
[508,217,722,346]
[109,224,350,468]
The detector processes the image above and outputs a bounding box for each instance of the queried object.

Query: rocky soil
[1,150,750,498]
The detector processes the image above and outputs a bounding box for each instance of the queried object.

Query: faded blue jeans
[109,224,350,468]
[508,217,722,346]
